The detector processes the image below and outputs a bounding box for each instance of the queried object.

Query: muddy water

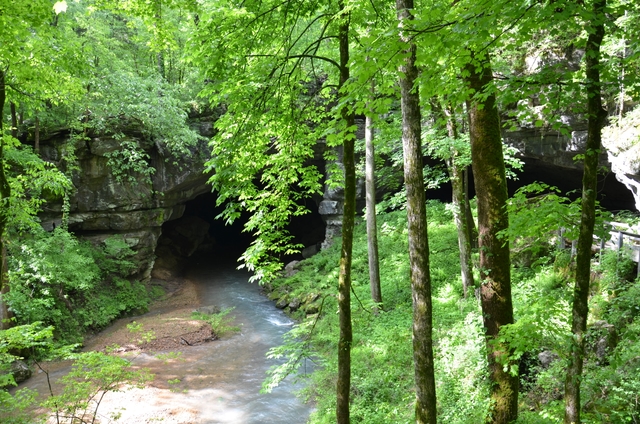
[16,252,314,424]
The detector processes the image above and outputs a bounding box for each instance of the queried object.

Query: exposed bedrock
[38,120,213,281]
[34,113,637,283]
[503,123,636,212]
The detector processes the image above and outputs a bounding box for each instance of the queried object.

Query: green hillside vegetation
[264,200,640,424]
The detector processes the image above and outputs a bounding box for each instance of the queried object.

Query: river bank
[16,257,313,424]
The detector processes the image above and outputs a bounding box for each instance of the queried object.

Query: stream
[16,250,314,424]
[181,253,314,423]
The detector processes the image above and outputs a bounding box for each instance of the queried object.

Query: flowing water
[16,251,314,424]
[180,253,314,423]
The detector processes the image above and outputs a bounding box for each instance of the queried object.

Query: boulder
[538,350,559,369]
[288,298,301,311]
[284,260,300,277]
[9,360,31,385]
[196,305,221,315]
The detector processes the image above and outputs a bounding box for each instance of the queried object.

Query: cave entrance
[151,192,326,279]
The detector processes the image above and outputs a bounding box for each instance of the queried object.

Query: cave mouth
[425,157,637,213]
[506,158,637,213]
[151,192,326,279]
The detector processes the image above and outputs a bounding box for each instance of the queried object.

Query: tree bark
[397,1,437,422]
[336,5,355,424]
[444,106,474,298]
[365,93,382,308]
[34,115,40,154]
[564,1,606,422]
[463,166,477,249]
[10,102,18,139]
[464,52,518,424]
[0,70,13,329]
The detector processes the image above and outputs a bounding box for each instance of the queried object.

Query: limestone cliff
[38,119,214,281]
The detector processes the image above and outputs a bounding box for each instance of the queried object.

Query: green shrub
[7,229,152,344]
[191,307,240,338]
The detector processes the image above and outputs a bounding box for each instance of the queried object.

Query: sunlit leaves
[53,1,68,15]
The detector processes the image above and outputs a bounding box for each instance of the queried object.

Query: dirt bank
[19,277,230,424]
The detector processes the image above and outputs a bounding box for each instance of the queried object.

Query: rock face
[39,120,213,281]
[503,122,637,212]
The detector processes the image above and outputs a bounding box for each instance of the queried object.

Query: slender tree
[431,100,475,297]
[564,1,607,422]
[464,51,518,424]
[396,0,437,422]
[336,6,356,422]
[444,106,475,297]
[0,70,12,329]
[365,82,382,308]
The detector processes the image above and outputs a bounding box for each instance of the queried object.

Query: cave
[423,157,637,213]
[151,192,326,279]
[506,158,636,213]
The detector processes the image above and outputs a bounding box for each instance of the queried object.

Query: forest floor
[22,277,230,424]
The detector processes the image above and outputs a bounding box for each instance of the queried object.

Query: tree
[396,0,437,422]
[444,111,475,298]
[0,70,11,329]
[364,82,382,308]
[464,50,518,423]
[336,4,356,422]
[0,0,70,329]
[564,1,607,422]
[429,101,475,298]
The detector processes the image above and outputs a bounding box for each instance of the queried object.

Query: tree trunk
[10,102,18,139]
[365,94,382,308]
[156,1,165,79]
[564,1,606,422]
[34,115,40,154]
[0,70,13,329]
[397,1,437,422]
[464,52,518,424]
[463,166,477,249]
[336,5,355,424]
[444,106,474,298]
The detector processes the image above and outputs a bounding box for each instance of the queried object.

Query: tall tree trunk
[0,70,13,329]
[10,102,18,139]
[444,106,474,298]
[336,5,355,424]
[463,166,477,249]
[464,52,518,424]
[365,87,382,308]
[564,1,606,422]
[156,1,165,79]
[397,1,437,422]
[34,115,40,154]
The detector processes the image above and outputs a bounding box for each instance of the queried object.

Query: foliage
[191,307,240,338]
[263,198,640,423]
[126,321,156,345]
[42,351,153,424]
[0,323,53,423]
[267,201,490,423]
[3,138,72,232]
[502,183,612,266]
[6,229,151,344]
[0,323,54,383]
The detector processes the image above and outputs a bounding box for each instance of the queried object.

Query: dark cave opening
[152,192,326,279]
[423,157,636,213]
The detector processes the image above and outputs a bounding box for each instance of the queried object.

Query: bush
[7,229,152,344]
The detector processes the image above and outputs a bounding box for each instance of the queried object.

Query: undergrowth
[265,199,640,423]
